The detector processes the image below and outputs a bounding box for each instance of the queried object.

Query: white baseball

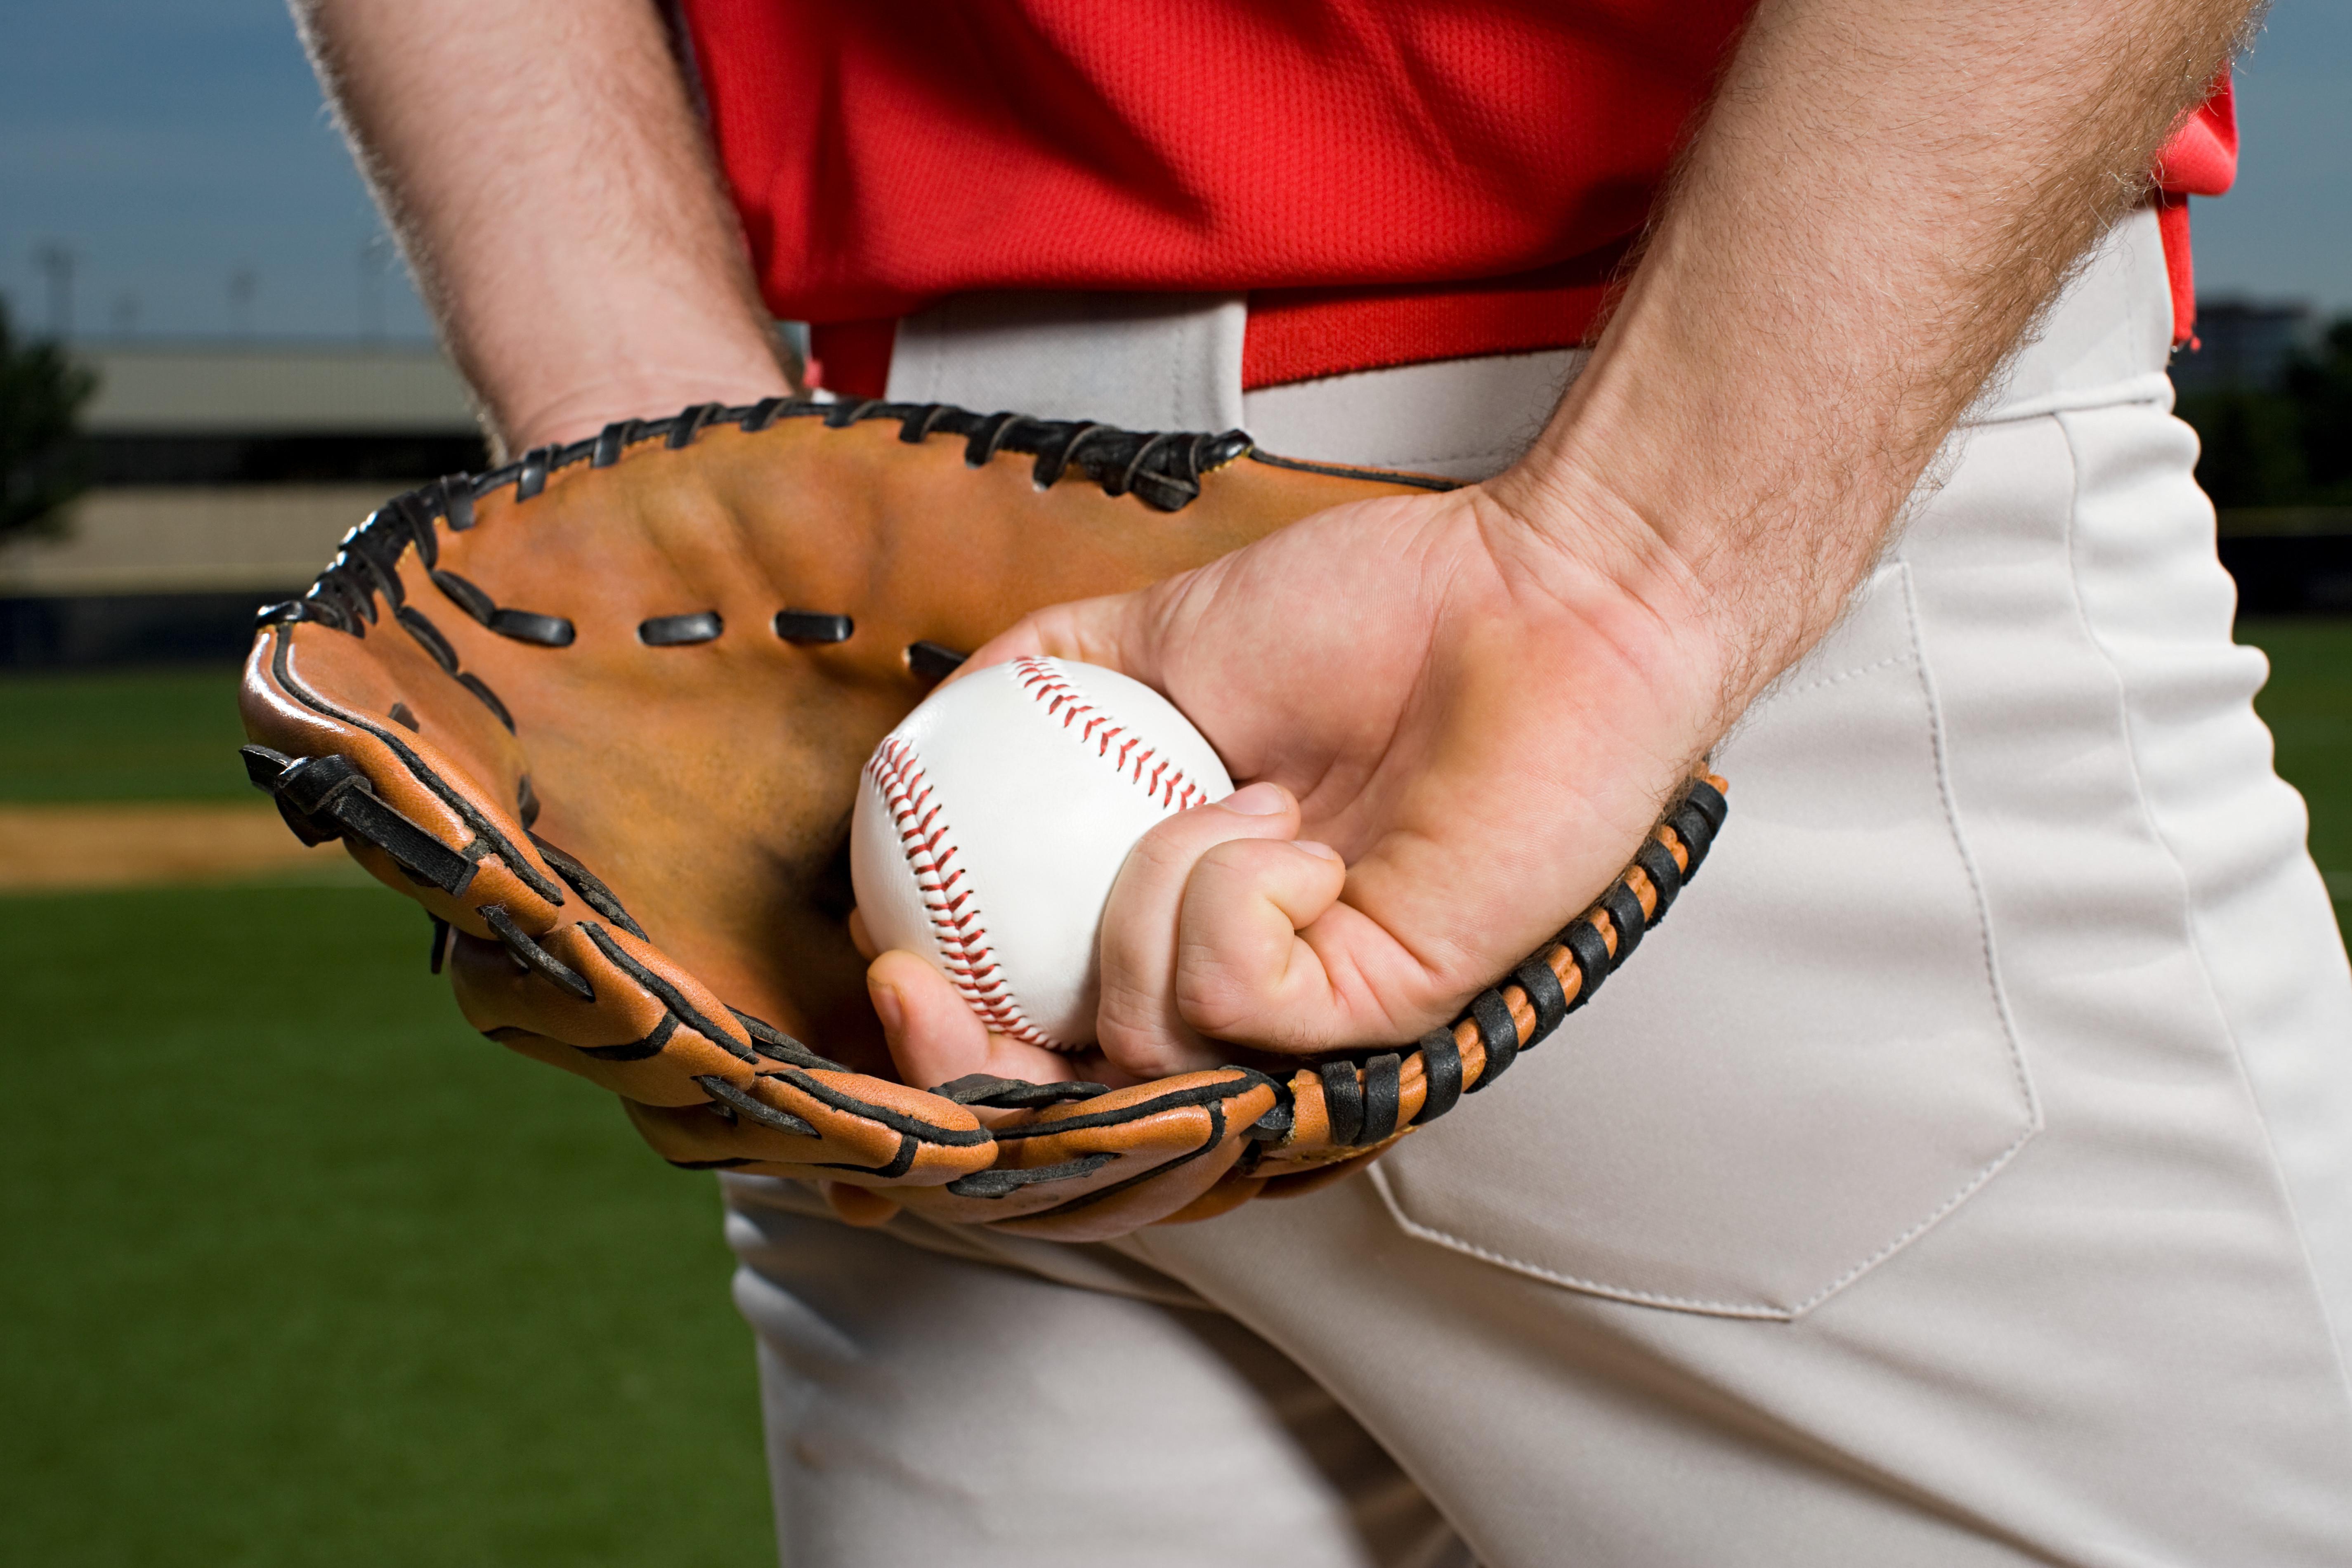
[850,655,1235,1051]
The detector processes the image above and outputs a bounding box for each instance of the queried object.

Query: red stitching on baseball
[1011,657,1212,811]
[864,737,1061,1050]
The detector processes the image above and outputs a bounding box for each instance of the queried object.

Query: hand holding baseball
[852,656,1270,1072]
[867,477,1734,1089]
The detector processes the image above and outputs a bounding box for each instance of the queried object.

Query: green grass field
[0,884,771,1567]
[1,661,774,1564]
[0,666,259,801]
[2,626,2347,1564]
[2241,619,2352,878]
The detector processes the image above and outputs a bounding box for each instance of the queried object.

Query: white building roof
[78,342,477,435]
[0,484,390,595]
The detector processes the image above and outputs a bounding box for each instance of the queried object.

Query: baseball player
[279,0,2352,1562]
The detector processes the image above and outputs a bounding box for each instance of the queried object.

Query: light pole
[32,243,74,339]
[228,267,258,337]
[359,234,391,340]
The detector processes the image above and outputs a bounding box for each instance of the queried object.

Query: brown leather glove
[238,398,1727,1242]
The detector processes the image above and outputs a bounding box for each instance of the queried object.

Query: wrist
[1488,355,1897,717]
[478,324,797,457]
[1476,458,1756,737]
[495,361,796,457]
[440,274,797,458]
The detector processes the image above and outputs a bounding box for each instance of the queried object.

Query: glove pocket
[1371,564,2039,1319]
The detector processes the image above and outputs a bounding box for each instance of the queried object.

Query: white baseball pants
[723,207,2352,1566]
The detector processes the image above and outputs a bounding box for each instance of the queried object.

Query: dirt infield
[0,803,352,891]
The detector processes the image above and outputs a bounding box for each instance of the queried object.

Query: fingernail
[1295,841,1344,862]
[870,978,904,1034]
[1221,781,1288,815]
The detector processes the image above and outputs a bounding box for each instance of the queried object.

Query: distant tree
[2179,314,2352,509]
[2180,386,2305,508]
[0,299,97,546]
[2282,319,2352,501]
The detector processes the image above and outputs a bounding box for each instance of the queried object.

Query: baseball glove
[238,398,1727,1242]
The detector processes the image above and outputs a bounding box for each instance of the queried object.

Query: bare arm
[1513,0,2250,708]
[292,0,789,457]
[876,0,2257,1084]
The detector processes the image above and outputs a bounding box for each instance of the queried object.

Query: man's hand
[864,0,2256,1092]
[867,477,1731,1089]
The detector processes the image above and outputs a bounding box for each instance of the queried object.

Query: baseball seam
[1010,657,1213,811]
[865,736,1062,1051]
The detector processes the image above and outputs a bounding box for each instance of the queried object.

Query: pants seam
[2050,404,2352,1406]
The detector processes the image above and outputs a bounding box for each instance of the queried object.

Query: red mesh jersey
[677,2,2234,393]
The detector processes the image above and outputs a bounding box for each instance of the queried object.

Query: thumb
[955,587,1164,685]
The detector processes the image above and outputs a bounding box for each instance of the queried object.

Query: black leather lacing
[928,1074,1111,1109]
[253,397,1457,743]
[947,1073,1275,1211]
[250,397,1324,667]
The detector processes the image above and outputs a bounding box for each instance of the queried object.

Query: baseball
[850,655,1236,1051]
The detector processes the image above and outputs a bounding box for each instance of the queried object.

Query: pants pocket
[1372,563,2040,1318]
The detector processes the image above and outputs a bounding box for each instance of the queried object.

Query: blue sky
[0,0,432,340]
[2,0,2347,343]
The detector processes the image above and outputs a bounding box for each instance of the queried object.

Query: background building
[0,342,483,666]
[2173,298,2321,394]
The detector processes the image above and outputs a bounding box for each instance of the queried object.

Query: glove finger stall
[893,1070,1281,1241]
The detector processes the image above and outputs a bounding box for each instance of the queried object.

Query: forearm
[293,0,789,456]
[1502,0,2252,712]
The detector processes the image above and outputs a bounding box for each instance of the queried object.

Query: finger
[1094,780,1310,1078]
[869,949,1082,1093]
[848,905,876,961]
[1174,836,1359,1050]
[817,1180,902,1227]
[956,588,1157,682]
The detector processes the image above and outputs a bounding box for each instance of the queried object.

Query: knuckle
[1095,968,1163,1032]
[1131,815,1211,869]
[1175,984,1251,1040]
[1191,836,1281,885]
[1173,939,1269,1038]
[1124,811,1253,889]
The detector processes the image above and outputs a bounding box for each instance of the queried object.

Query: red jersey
[676,2,2236,394]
